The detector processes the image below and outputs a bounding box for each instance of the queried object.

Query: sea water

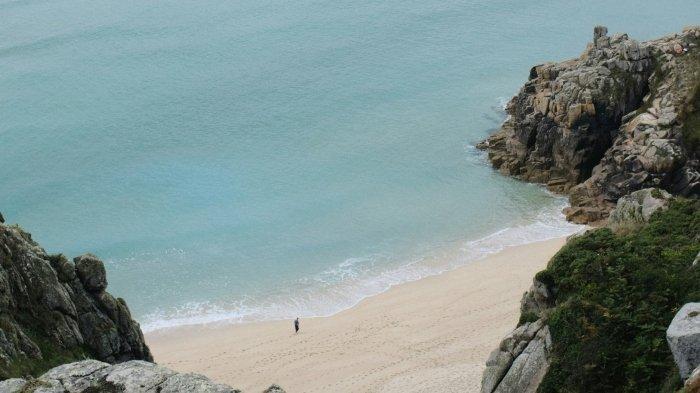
[1,0,698,331]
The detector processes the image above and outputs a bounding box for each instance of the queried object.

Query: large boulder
[74,254,108,292]
[0,221,152,379]
[667,303,700,379]
[608,188,672,230]
[0,359,243,393]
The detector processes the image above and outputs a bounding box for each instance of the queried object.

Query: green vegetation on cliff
[682,83,700,157]
[0,325,91,380]
[535,200,700,392]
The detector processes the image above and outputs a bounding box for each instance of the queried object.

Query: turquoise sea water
[2,0,698,331]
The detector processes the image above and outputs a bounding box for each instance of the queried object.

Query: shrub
[535,200,700,392]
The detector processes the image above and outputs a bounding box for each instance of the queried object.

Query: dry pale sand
[146,237,566,393]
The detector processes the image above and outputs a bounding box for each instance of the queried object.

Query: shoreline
[140,203,580,333]
[146,236,568,392]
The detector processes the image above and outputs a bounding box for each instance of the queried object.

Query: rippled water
[1,0,697,330]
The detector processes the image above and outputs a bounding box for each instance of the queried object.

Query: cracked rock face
[479,25,700,224]
[0,220,152,378]
[0,360,249,393]
[481,319,552,393]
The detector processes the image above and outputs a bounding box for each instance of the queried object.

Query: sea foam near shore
[142,199,581,332]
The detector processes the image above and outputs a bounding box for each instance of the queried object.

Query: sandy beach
[146,237,567,392]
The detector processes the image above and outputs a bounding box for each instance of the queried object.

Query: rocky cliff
[0,217,152,379]
[481,194,700,393]
[0,217,287,392]
[478,26,700,224]
[480,26,700,393]
[481,267,557,393]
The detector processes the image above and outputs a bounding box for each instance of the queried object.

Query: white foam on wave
[494,96,511,112]
[141,197,583,333]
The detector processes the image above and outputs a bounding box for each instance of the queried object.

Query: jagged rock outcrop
[479,25,700,393]
[481,319,552,393]
[0,218,152,378]
[481,275,556,393]
[479,26,700,224]
[608,187,672,230]
[667,302,700,380]
[0,359,248,393]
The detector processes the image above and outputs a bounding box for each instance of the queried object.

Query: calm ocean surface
[1,0,698,331]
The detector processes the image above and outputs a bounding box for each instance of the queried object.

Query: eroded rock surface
[0,360,246,393]
[0,219,151,378]
[479,26,700,224]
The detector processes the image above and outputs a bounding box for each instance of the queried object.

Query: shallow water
[1,0,698,330]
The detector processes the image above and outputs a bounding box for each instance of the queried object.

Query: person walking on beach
[294,317,300,334]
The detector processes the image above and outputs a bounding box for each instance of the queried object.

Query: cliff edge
[0,216,152,379]
[478,26,700,224]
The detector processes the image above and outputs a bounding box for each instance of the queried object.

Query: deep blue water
[1,0,698,330]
